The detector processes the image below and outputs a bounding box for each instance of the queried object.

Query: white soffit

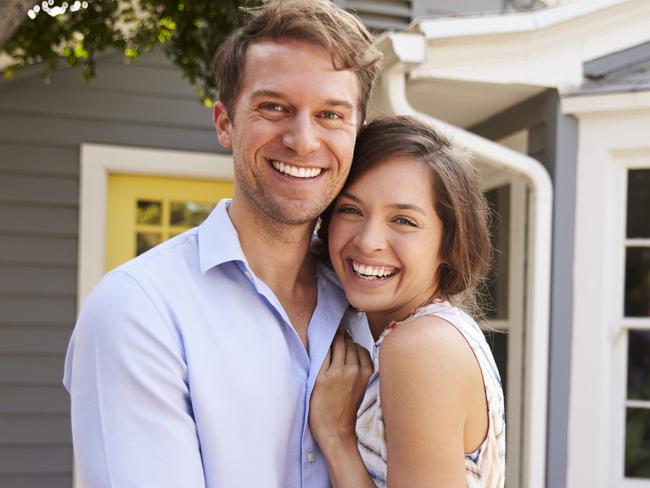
[406,77,546,128]
[415,0,629,39]
[409,0,650,92]
[561,89,650,115]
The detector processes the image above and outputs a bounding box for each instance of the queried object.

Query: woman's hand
[309,331,373,454]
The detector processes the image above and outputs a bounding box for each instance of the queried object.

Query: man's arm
[64,270,205,487]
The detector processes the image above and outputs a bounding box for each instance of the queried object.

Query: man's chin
[262,201,329,227]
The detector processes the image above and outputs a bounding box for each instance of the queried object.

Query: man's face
[214,38,361,226]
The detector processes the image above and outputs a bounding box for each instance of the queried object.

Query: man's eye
[260,103,285,112]
[321,112,342,121]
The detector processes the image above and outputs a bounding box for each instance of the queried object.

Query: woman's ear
[213,101,233,148]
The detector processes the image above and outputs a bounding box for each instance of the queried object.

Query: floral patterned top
[355,301,506,487]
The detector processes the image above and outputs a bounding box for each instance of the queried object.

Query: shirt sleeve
[63,270,206,488]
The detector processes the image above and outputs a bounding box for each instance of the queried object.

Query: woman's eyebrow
[339,192,427,216]
[388,203,427,215]
[338,191,362,203]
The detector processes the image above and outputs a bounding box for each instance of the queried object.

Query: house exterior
[0,0,648,487]
[378,1,650,487]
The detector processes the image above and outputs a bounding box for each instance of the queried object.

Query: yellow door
[106,174,233,272]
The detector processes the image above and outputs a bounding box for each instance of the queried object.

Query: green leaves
[2,0,259,105]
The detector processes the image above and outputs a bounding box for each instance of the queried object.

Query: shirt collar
[315,258,344,291]
[198,200,350,296]
[198,199,247,273]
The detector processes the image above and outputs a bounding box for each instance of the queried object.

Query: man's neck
[228,197,316,295]
[228,197,319,349]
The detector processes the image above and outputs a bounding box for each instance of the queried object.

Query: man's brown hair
[317,116,493,312]
[213,0,381,126]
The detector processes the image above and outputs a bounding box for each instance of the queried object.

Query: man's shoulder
[80,230,202,321]
[118,229,201,284]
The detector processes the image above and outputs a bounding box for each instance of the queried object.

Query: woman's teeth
[352,261,396,280]
[272,160,322,178]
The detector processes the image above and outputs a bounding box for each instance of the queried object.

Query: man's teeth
[352,261,396,280]
[272,160,322,178]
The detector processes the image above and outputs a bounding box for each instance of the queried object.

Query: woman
[309,116,505,487]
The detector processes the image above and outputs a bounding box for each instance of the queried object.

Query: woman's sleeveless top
[355,301,506,487]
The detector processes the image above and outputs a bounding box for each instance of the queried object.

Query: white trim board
[77,143,233,306]
[415,0,629,39]
[376,34,553,488]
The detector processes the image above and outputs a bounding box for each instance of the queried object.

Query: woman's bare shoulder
[378,314,480,394]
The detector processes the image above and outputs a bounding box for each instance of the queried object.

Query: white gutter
[376,32,553,488]
[414,0,629,39]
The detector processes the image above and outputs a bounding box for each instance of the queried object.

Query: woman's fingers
[319,349,332,375]
[330,331,347,369]
[344,333,358,366]
[357,344,372,371]
[326,331,372,382]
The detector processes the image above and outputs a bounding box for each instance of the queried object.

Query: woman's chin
[345,294,391,315]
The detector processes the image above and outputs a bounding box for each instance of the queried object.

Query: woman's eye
[394,216,417,227]
[336,206,360,215]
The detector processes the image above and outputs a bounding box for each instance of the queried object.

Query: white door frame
[75,143,233,488]
[77,143,233,304]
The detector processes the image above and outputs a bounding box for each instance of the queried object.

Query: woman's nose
[353,220,387,254]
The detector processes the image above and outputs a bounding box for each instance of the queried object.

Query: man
[63,1,381,486]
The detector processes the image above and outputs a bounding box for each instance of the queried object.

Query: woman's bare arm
[380,315,487,488]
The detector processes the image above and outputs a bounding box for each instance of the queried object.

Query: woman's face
[328,156,444,331]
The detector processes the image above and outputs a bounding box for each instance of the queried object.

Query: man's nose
[282,113,320,156]
[353,220,387,254]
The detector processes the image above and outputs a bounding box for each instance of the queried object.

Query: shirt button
[307,452,316,463]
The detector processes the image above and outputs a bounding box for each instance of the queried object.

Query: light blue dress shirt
[63,199,349,488]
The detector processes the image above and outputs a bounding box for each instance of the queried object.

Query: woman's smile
[328,155,445,331]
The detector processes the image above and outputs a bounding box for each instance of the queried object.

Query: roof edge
[414,0,630,39]
[584,41,650,79]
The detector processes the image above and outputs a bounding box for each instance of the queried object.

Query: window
[105,174,232,272]
[623,169,650,479]
[479,128,529,486]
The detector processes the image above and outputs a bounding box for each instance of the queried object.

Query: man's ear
[213,101,233,148]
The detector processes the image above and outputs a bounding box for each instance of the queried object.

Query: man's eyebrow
[250,89,286,100]
[250,90,354,111]
[323,99,355,111]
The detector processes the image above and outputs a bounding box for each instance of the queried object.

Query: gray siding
[413,0,504,16]
[470,90,577,488]
[337,0,413,30]
[0,48,220,486]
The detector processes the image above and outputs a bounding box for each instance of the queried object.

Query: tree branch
[0,0,33,47]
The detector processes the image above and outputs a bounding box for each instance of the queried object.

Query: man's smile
[271,159,323,179]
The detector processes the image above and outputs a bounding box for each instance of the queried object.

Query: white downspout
[376,33,553,488]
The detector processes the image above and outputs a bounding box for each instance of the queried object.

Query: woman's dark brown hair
[317,115,492,312]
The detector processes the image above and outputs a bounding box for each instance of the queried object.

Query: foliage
[1,0,259,106]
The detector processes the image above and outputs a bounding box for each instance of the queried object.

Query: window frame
[611,153,650,487]
[480,129,529,486]
[78,143,233,305]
